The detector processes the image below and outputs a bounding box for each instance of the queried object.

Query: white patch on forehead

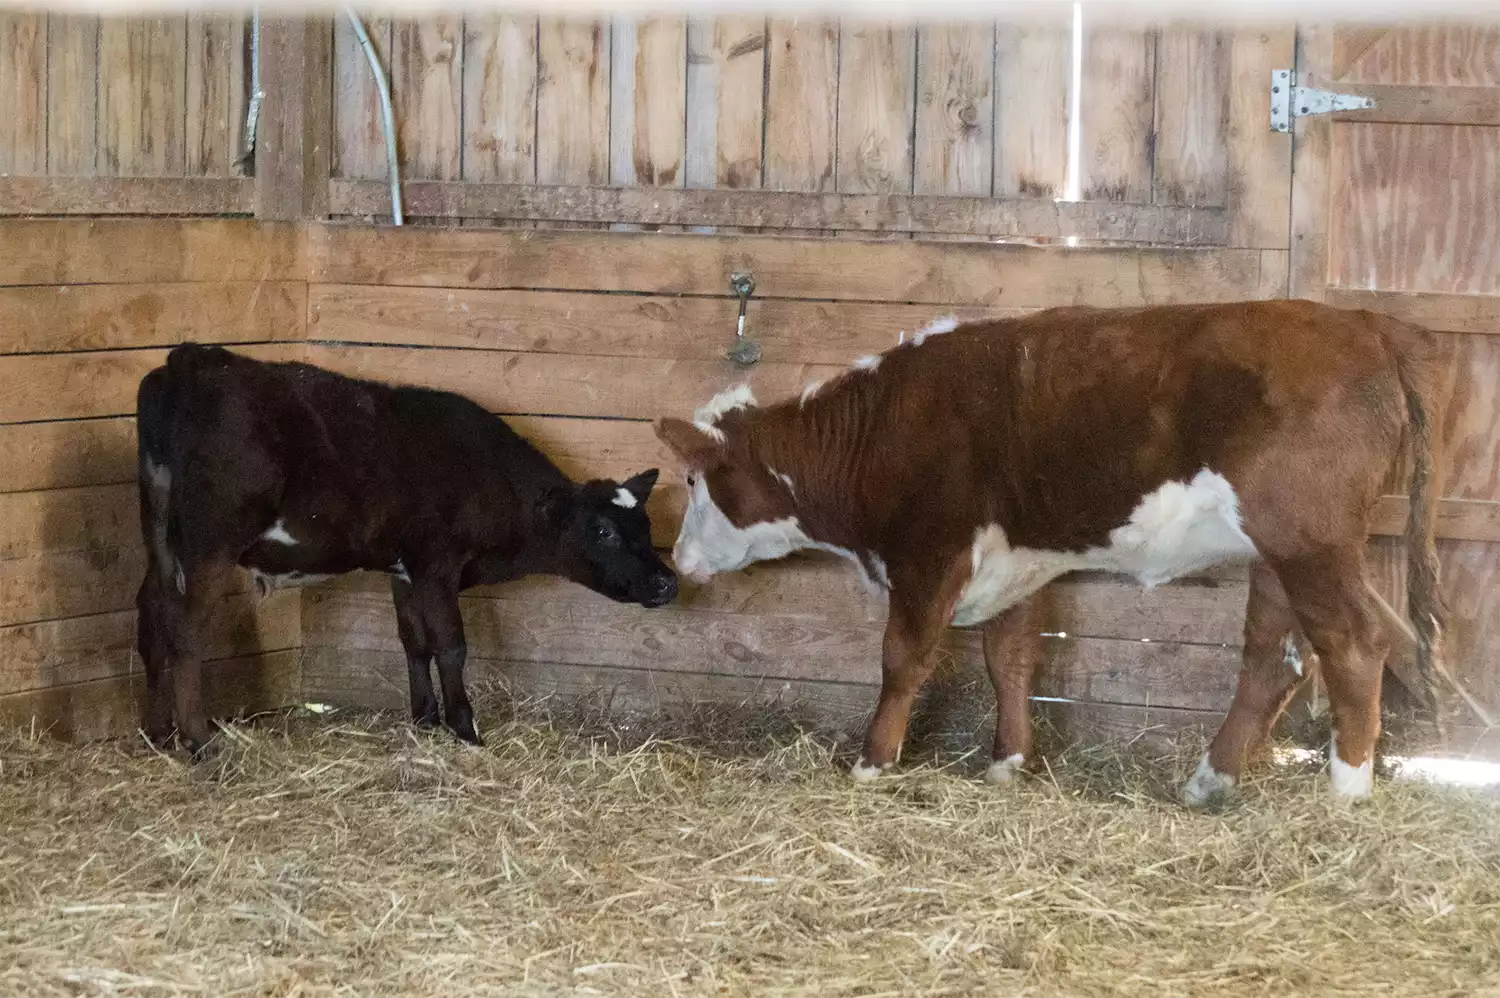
[692,383,756,439]
[260,519,298,546]
[612,487,638,509]
[951,469,1259,627]
[853,354,881,372]
[911,314,960,345]
[799,380,825,407]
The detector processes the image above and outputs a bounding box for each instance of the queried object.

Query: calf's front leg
[853,592,951,781]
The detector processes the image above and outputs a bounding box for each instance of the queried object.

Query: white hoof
[984,753,1026,786]
[849,757,885,783]
[1180,752,1236,808]
[1329,733,1373,799]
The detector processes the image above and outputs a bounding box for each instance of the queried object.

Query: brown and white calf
[655,301,1450,802]
[137,343,677,757]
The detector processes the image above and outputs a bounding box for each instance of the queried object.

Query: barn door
[1290,24,1500,754]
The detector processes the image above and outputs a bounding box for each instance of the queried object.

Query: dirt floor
[1,690,1498,998]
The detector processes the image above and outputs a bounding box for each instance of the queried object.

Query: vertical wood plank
[1152,26,1229,206]
[609,16,687,188]
[393,16,463,182]
[47,15,99,176]
[255,17,333,221]
[462,14,537,185]
[994,23,1070,199]
[0,13,47,175]
[185,14,247,176]
[764,19,838,194]
[914,24,994,197]
[333,13,393,181]
[1226,26,1294,249]
[610,17,687,233]
[536,19,610,190]
[685,16,765,192]
[1080,27,1155,202]
[1289,24,1334,299]
[98,16,188,176]
[836,23,917,195]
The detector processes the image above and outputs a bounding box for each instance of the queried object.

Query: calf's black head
[547,468,677,607]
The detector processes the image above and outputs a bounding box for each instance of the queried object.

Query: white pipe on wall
[344,9,404,226]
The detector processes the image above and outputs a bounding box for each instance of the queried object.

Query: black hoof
[184,735,219,763]
[448,720,483,747]
[413,710,442,730]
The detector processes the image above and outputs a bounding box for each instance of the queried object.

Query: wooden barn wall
[0,13,1495,754]
[0,221,306,739]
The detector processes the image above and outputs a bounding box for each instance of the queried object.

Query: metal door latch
[726,273,761,367]
[1270,69,1374,132]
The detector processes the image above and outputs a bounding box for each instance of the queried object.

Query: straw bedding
[1,689,1497,998]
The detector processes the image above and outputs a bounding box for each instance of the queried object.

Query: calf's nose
[648,572,677,603]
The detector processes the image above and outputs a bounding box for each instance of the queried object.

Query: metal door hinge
[1270,69,1374,132]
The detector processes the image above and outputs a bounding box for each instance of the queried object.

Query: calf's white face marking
[952,469,1258,627]
[261,519,298,546]
[672,476,812,585]
[612,488,638,509]
[910,315,959,346]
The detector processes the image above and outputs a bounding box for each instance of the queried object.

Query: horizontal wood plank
[302,341,842,423]
[1333,84,1500,126]
[1324,288,1500,335]
[1372,495,1500,543]
[0,418,137,493]
[0,589,300,696]
[328,180,1231,245]
[298,647,1226,753]
[0,650,301,743]
[308,284,1025,365]
[0,219,304,286]
[0,483,138,560]
[310,225,1270,307]
[0,344,300,423]
[0,546,147,628]
[0,177,256,216]
[0,281,306,355]
[302,586,1243,711]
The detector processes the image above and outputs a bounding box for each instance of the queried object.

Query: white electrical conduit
[344,8,404,225]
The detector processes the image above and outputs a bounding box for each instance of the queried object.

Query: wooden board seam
[0,177,255,216]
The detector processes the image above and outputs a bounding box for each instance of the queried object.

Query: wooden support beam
[0,177,254,216]
[328,179,1231,246]
[1333,84,1500,127]
[255,17,334,221]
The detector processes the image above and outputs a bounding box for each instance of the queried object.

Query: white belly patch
[950,469,1258,627]
[249,568,337,600]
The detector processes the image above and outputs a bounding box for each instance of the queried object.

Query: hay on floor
[1,689,1498,998]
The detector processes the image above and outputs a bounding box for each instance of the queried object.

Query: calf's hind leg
[136,572,175,746]
[1182,561,1312,807]
[1277,549,1390,798]
[980,595,1048,786]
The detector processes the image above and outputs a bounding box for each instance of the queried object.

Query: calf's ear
[654,417,725,471]
[621,468,659,504]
